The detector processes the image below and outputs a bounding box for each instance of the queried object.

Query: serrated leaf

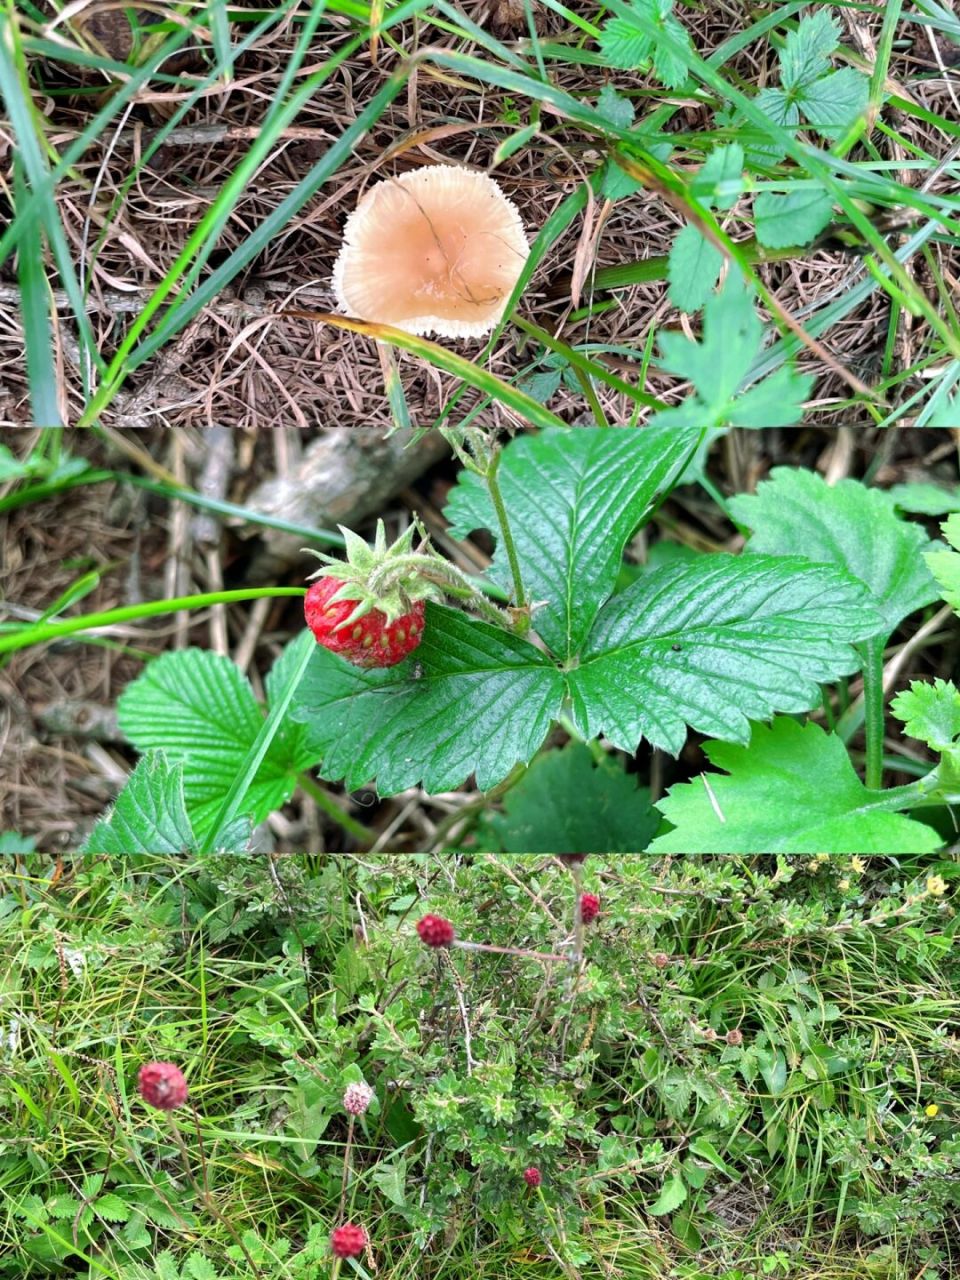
[892,678,960,751]
[650,718,943,853]
[797,66,869,134]
[726,365,814,428]
[597,0,692,89]
[754,189,834,248]
[780,10,841,91]
[292,603,564,794]
[185,1254,218,1280]
[118,647,308,843]
[596,84,635,129]
[753,85,800,129]
[649,1173,687,1216]
[264,629,326,774]
[653,273,811,427]
[690,144,745,211]
[81,754,196,854]
[155,1252,181,1280]
[486,742,659,853]
[668,224,724,313]
[925,512,960,609]
[95,1193,132,1223]
[730,468,940,637]
[45,1195,80,1219]
[886,481,960,516]
[567,554,881,756]
[444,426,699,659]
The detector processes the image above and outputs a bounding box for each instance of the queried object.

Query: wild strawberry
[725,1028,744,1046]
[137,1061,188,1111]
[417,914,455,947]
[330,1224,367,1258]
[652,951,670,969]
[305,576,424,669]
[580,892,600,924]
[523,1167,542,1187]
[343,1082,374,1116]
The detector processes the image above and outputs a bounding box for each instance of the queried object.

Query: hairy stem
[861,635,887,791]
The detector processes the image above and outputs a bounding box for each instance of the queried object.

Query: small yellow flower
[925,1104,939,1118]
[850,856,865,874]
[926,875,947,898]
[838,879,850,891]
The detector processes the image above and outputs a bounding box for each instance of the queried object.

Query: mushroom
[332,165,529,339]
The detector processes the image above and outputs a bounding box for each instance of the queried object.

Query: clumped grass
[1,1,959,425]
[2,854,957,1280]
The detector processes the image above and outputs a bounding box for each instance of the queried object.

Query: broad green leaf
[780,10,841,91]
[653,273,812,427]
[597,0,692,89]
[753,86,799,129]
[117,645,312,842]
[568,555,880,756]
[650,718,943,853]
[291,603,564,794]
[688,1137,736,1178]
[925,512,960,610]
[443,426,699,660]
[596,84,635,129]
[729,468,940,637]
[81,754,196,854]
[667,224,724,313]
[690,144,745,210]
[485,742,659,853]
[797,67,869,135]
[758,1049,788,1097]
[886,482,960,517]
[754,190,834,248]
[370,1158,408,1208]
[649,1173,687,1216]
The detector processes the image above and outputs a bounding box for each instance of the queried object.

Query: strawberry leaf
[779,10,841,91]
[924,512,960,610]
[730,468,941,637]
[81,754,197,854]
[444,425,698,660]
[650,718,943,853]
[754,190,834,248]
[667,224,724,313]
[292,603,564,793]
[566,554,881,756]
[796,67,869,135]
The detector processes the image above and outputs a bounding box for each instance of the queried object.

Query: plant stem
[485,455,527,615]
[298,773,376,845]
[861,635,887,791]
[0,588,304,655]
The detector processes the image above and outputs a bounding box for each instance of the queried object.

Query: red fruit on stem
[580,892,600,924]
[330,1224,367,1258]
[416,914,455,947]
[523,1167,542,1187]
[305,577,425,669]
[137,1061,188,1111]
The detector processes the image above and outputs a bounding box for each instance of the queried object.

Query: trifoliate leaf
[780,10,841,91]
[444,425,699,660]
[650,718,943,853]
[668,224,724,313]
[730,468,941,637]
[753,86,800,130]
[690,144,745,210]
[652,273,813,426]
[796,67,869,135]
[81,754,195,854]
[596,84,635,129]
[597,0,693,90]
[925,512,960,610]
[485,742,660,853]
[567,554,881,757]
[292,604,564,794]
[754,190,834,248]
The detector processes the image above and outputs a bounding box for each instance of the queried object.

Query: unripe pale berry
[330,1224,367,1258]
[523,1167,542,1187]
[416,914,455,947]
[725,1028,744,1046]
[580,893,600,924]
[343,1082,374,1115]
[137,1061,188,1111]
[652,952,670,969]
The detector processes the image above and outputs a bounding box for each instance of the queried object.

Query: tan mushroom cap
[332,165,530,339]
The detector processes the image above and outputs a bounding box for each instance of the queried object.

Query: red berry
[305,577,425,669]
[137,1061,188,1111]
[330,1224,367,1258]
[523,1167,542,1187]
[580,893,600,924]
[416,914,455,947]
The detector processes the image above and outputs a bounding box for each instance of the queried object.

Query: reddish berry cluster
[305,577,425,669]
[523,1167,542,1187]
[330,1224,367,1258]
[416,914,455,947]
[137,1061,188,1111]
[580,892,600,924]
